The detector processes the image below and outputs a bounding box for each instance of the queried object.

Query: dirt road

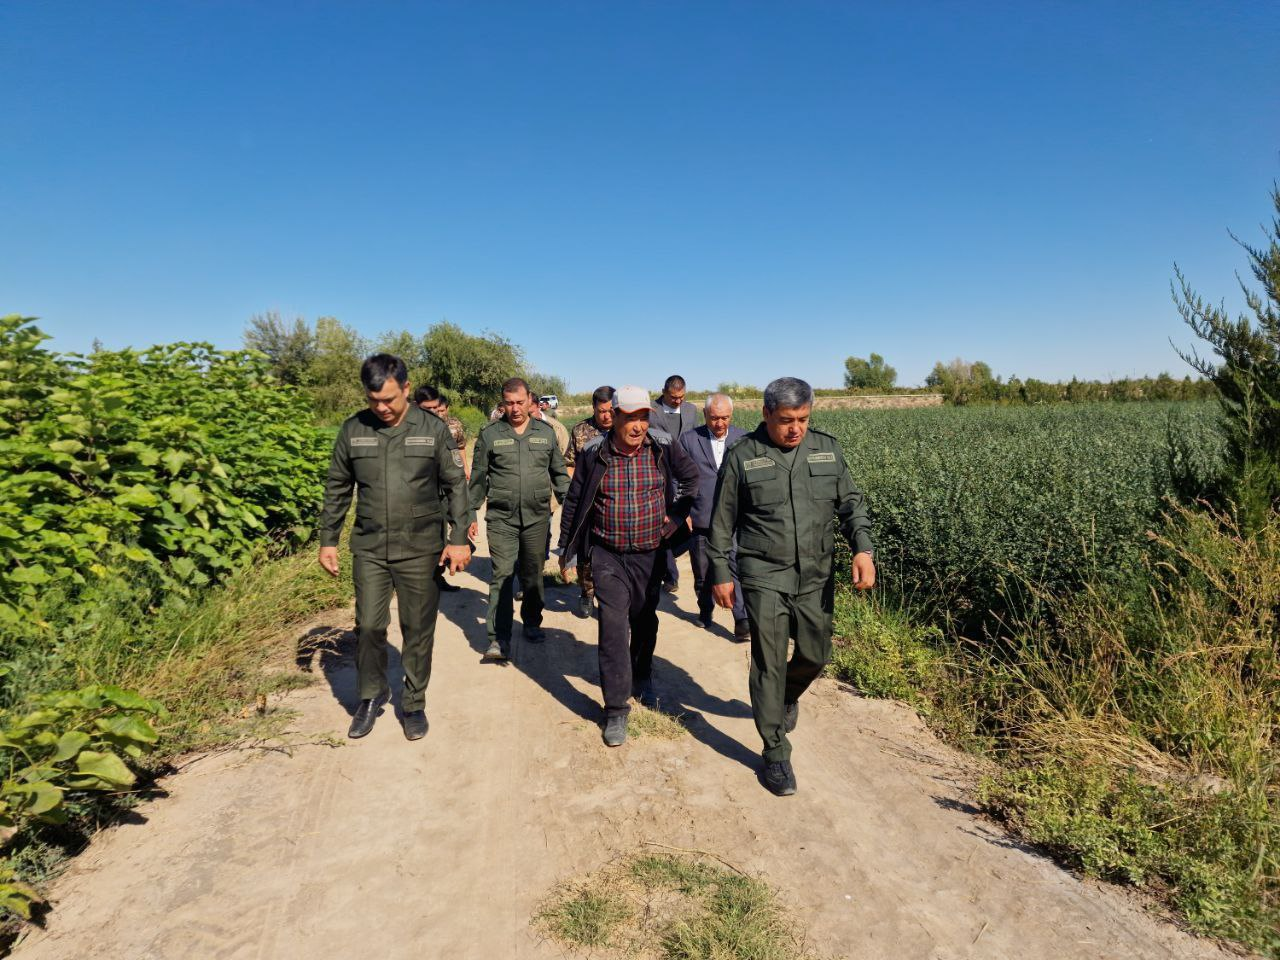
[12,529,1231,959]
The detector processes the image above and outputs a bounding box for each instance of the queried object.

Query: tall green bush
[0,316,328,624]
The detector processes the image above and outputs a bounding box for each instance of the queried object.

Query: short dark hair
[501,377,530,397]
[361,354,408,392]
[663,375,686,392]
[591,385,615,406]
[763,377,814,412]
[413,385,441,404]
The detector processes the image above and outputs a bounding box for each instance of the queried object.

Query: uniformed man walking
[708,377,875,795]
[469,377,570,661]
[319,354,472,741]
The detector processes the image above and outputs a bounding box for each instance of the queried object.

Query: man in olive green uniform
[470,377,570,661]
[708,376,876,796]
[320,355,472,741]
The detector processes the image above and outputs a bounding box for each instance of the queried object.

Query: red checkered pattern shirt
[591,439,665,552]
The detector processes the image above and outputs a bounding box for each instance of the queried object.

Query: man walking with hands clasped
[708,377,876,796]
[319,354,472,742]
[558,386,699,747]
[470,377,570,662]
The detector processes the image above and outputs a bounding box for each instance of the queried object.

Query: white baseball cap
[611,385,650,413]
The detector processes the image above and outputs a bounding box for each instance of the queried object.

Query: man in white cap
[557,385,700,746]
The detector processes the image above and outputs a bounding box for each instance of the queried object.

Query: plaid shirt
[591,439,665,552]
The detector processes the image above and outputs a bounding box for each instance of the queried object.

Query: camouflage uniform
[445,415,466,450]
[564,416,609,601]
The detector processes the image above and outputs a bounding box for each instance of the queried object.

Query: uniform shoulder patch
[806,451,837,463]
[452,450,464,467]
[742,456,774,471]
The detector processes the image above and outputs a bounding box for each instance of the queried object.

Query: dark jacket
[557,426,700,564]
[649,401,699,440]
[321,405,470,559]
[679,424,748,529]
[708,424,873,595]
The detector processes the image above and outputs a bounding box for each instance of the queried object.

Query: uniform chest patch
[351,437,378,447]
[529,436,549,446]
[807,451,836,463]
[492,438,516,447]
[743,457,774,471]
[405,436,435,446]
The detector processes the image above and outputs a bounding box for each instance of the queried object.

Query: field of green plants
[810,402,1226,621]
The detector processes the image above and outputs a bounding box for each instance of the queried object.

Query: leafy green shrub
[0,316,329,624]
[0,683,162,918]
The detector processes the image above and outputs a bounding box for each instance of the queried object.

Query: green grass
[536,852,815,960]
[832,505,1280,954]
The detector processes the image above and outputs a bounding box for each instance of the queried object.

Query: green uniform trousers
[744,580,834,762]
[486,515,551,646]
[353,552,440,711]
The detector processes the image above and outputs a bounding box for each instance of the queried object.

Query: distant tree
[422,321,525,409]
[244,311,317,385]
[925,357,998,405]
[374,329,428,371]
[843,353,897,391]
[1174,183,1280,531]
[529,373,568,398]
[308,317,369,421]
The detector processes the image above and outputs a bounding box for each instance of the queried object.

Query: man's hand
[712,582,735,609]
[852,551,876,590]
[440,544,472,575]
[468,521,479,541]
[560,561,577,583]
[318,546,340,577]
[685,516,694,531]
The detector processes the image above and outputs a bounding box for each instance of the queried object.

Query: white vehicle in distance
[539,395,559,412]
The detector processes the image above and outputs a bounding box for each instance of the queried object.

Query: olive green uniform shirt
[320,405,470,559]
[707,425,873,595]
[469,417,571,524]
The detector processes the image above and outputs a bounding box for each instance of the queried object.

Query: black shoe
[576,594,593,619]
[482,640,509,662]
[402,709,428,741]
[763,759,797,796]
[699,609,714,629]
[734,619,751,643]
[602,715,628,747]
[347,692,389,739]
[525,626,545,644]
[633,680,658,709]
[784,701,799,733]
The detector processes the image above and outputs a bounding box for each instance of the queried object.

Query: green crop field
[737,402,1227,621]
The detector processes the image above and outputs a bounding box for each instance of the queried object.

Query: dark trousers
[486,515,550,644]
[590,543,663,718]
[353,552,440,711]
[744,580,834,762]
[688,529,746,622]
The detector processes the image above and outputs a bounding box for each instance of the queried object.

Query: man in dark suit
[650,374,699,594]
[679,393,750,641]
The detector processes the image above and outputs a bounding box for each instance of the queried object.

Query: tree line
[243,314,568,424]
[842,352,1217,405]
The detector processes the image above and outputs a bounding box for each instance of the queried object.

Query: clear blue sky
[3,2,1277,391]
